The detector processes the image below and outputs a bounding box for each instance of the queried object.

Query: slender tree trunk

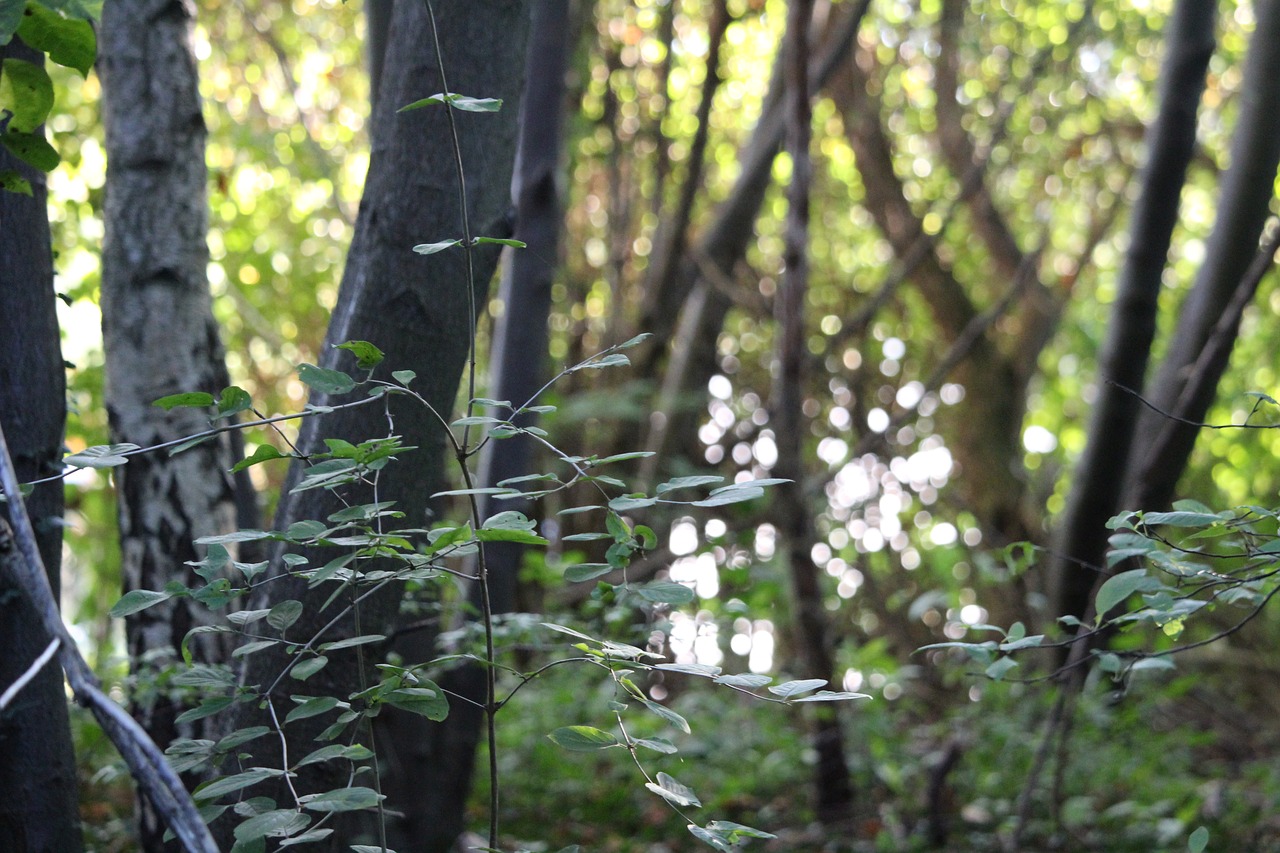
[98,1,253,846]
[1123,0,1280,512]
[771,0,854,822]
[1050,0,1216,622]
[230,3,530,847]
[384,3,567,849]
[0,38,83,853]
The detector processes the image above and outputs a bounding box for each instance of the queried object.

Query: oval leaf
[109,588,172,617]
[547,726,619,752]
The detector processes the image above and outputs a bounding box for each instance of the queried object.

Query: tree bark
[230,2,529,846]
[384,2,567,849]
[0,38,83,853]
[772,0,854,822]
[98,0,253,845]
[1050,0,1216,622]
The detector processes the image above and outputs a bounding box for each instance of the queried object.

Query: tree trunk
[98,1,253,845]
[1124,0,1280,513]
[771,0,854,822]
[0,38,83,853]
[229,2,529,846]
[384,2,567,849]
[1050,0,1216,622]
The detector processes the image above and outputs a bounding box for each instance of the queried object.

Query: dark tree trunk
[772,0,854,823]
[1050,0,1216,623]
[0,38,83,853]
[383,2,568,849]
[229,2,530,847]
[1123,0,1280,513]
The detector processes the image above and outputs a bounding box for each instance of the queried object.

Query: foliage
[18,0,1280,849]
[87,331,866,848]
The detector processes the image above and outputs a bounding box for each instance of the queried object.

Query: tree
[97,2,253,846]
[0,37,82,853]
[1050,0,1217,629]
[226,2,531,847]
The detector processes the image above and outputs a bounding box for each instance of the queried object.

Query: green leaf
[291,459,359,493]
[634,736,678,754]
[473,236,525,248]
[451,415,501,427]
[476,527,548,545]
[232,640,279,659]
[641,698,690,733]
[411,239,462,255]
[691,486,765,507]
[110,588,172,617]
[431,486,517,498]
[174,696,236,722]
[713,673,772,689]
[985,657,1018,680]
[290,656,328,681]
[234,809,310,843]
[653,662,721,678]
[171,664,236,689]
[193,768,278,801]
[712,478,791,491]
[295,743,373,768]
[383,685,448,721]
[615,333,652,349]
[153,392,216,411]
[319,635,385,652]
[1188,826,1209,853]
[564,563,613,583]
[175,695,235,724]
[65,443,139,469]
[267,600,304,632]
[1129,656,1176,672]
[706,820,775,841]
[481,510,535,530]
[1094,569,1153,623]
[335,340,384,370]
[793,690,872,702]
[1,129,58,171]
[216,386,253,420]
[609,494,657,512]
[0,169,32,195]
[1140,510,1221,528]
[541,622,600,643]
[215,726,271,752]
[448,94,502,111]
[285,519,327,541]
[285,696,342,724]
[0,58,53,132]
[636,581,695,605]
[656,475,725,495]
[196,529,275,545]
[392,369,416,385]
[16,5,96,75]
[767,678,827,699]
[547,726,620,751]
[570,352,631,372]
[645,772,700,808]
[297,363,356,395]
[687,825,732,852]
[232,444,286,473]
[277,828,335,846]
[299,787,382,813]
